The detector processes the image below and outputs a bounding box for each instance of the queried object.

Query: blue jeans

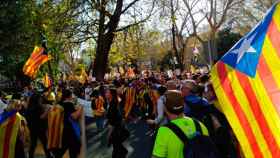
[96,116,104,130]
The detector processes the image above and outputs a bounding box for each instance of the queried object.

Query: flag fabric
[93,96,105,117]
[149,89,159,115]
[211,3,280,158]
[124,87,136,118]
[0,111,21,158]
[77,68,88,84]
[43,73,52,88]
[47,105,64,149]
[23,46,50,78]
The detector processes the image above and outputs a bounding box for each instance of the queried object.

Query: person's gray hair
[180,79,196,90]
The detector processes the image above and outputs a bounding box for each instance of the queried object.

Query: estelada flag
[47,105,64,149]
[23,46,50,79]
[0,111,22,158]
[43,73,52,88]
[124,87,136,118]
[211,3,280,157]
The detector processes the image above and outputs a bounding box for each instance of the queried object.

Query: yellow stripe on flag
[48,106,64,149]
[0,113,21,158]
[9,114,21,158]
[227,67,272,157]
[273,4,280,29]
[23,46,50,78]
[0,119,7,157]
[211,65,255,158]
[262,37,280,91]
[250,72,280,148]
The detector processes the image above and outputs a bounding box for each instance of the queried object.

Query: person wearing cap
[152,90,208,158]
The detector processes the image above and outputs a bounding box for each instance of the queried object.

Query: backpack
[186,98,210,121]
[165,119,220,158]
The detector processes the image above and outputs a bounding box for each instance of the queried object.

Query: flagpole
[41,34,54,81]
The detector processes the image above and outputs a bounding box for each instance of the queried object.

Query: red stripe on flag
[267,19,280,58]
[235,70,280,157]
[30,47,44,62]
[258,56,280,114]
[30,55,48,69]
[3,115,16,158]
[217,62,263,158]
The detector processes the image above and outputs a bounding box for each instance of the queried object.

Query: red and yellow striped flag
[124,87,136,118]
[0,112,22,158]
[211,3,280,157]
[23,46,50,79]
[47,105,64,149]
[43,73,52,88]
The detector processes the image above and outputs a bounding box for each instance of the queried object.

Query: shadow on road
[86,120,154,158]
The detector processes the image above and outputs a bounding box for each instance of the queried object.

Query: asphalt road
[35,119,154,158]
[86,120,154,158]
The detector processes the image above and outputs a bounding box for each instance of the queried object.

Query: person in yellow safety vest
[91,90,105,132]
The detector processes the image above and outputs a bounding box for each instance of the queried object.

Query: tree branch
[115,0,155,32]
[121,0,140,14]
[115,18,146,32]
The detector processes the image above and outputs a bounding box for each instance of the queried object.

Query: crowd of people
[0,69,242,158]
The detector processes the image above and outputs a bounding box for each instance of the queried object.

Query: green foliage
[0,0,82,80]
[0,0,39,79]
[216,28,242,59]
[109,26,164,68]
[160,51,174,70]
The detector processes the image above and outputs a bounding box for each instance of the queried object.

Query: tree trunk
[209,30,218,64]
[170,0,184,70]
[93,0,124,81]
[94,34,115,81]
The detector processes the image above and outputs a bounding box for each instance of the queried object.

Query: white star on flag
[231,33,257,64]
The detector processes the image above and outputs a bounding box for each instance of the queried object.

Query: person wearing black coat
[106,88,129,158]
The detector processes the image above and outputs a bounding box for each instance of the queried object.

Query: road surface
[35,119,154,158]
[86,120,154,158]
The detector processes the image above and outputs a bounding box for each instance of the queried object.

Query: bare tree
[183,0,242,64]
[231,0,277,33]
[80,0,155,80]
[155,0,205,70]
